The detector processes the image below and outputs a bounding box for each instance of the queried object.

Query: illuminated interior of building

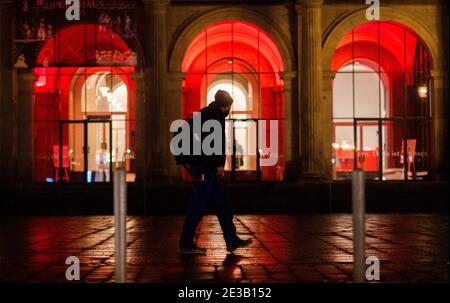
[331,21,431,180]
[181,20,285,181]
[33,24,136,183]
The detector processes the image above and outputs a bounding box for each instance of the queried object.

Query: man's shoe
[179,245,207,255]
[227,238,253,253]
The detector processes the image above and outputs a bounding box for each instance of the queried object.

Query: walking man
[179,90,252,254]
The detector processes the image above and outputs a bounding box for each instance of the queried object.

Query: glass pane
[354,68,381,118]
[206,73,233,108]
[382,120,404,180]
[260,119,283,181]
[355,121,380,179]
[206,22,232,69]
[385,71,406,118]
[67,123,85,182]
[382,118,430,181]
[183,73,204,117]
[87,122,111,183]
[112,115,126,167]
[234,120,258,181]
[34,121,59,183]
[407,72,430,118]
[58,73,72,120]
[333,71,354,119]
[223,120,234,180]
[233,21,260,73]
[353,23,380,67]
[405,119,430,180]
[332,120,354,179]
[259,73,282,119]
[380,22,405,73]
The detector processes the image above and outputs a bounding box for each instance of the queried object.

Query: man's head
[214,90,233,117]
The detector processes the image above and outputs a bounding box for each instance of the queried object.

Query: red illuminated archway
[331,21,432,180]
[182,20,285,181]
[33,24,136,183]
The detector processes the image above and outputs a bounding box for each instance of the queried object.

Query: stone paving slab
[0,214,448,283]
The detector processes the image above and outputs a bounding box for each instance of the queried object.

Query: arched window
[182,20,285,181]
[33,23,137,183]
[331,21,431,181]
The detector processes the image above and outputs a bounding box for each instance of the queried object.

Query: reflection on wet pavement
[0,214,447,283]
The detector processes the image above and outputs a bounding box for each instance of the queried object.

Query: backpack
[172,112,201,165]
[171,106,226,169]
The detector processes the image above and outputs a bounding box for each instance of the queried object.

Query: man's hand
[217,167,225,177]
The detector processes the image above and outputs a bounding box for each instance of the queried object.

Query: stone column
[0,0,14,183]
[281,71,299,180]
[131,72,146,183]
[322,71,336,180]
[298,0,325,179]
[295,1,302,170]
[167,71,185,182]
[430,69,448,180]
[16,69,36,184]
[142,0,170,182]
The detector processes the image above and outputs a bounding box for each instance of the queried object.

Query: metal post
[114,168,127,283]
[352,169,365,283]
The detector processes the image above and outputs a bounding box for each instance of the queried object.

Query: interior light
[417,84,428,99]
[332,143,340,149]
[35,75,46,87]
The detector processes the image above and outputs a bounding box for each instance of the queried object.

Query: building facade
[0,0,448,184]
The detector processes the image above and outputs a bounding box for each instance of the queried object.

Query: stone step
[1,181,447,215]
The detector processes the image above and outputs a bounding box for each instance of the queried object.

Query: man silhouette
[179,90,252,254]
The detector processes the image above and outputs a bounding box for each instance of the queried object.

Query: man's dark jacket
[193,101,227,168]
[172,101,226,168]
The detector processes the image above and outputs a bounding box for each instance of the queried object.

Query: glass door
[354,119,382,180]
[86,118,112,183]
[58,119,112,183]
[224,119,259,181]
[59,121,85,183]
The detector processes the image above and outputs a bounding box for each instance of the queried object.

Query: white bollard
[114,168,127,283]
[352,169,365,283]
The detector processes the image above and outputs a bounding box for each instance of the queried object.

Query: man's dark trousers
[180,164,240,248]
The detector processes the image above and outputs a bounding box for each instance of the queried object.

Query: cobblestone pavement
[0,214,448,283]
